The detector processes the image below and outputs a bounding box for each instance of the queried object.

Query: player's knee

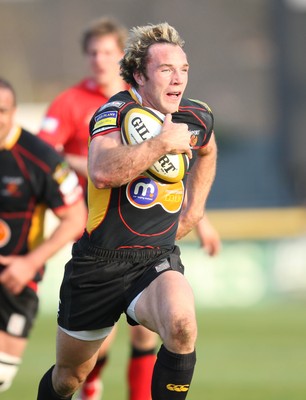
[0,352,21,392]
[53,365,86,396]
[168,314,197,350]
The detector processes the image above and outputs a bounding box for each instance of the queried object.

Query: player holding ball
[37,22,217,400]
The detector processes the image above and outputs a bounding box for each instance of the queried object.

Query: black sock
[151,345,196,400]
[130,345,156,358]
[37,365,72,400]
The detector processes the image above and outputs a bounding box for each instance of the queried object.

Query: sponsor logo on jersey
[190,129,200,136]
[93,111,118,130]
[126,176,184,213]
[1,176,23,197]
[190,131,200,147]
[128,177,158,206]
[166,384,190,392]
[94,111,118,122]
[53,162,70,185]
[58,170,79,195]
[52,163,82,204]
[98,101,125,112]
[0,219,11,248]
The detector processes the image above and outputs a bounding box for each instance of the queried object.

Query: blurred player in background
[0,77,87,393]
[38,17,128,195]
[38,17,220,400]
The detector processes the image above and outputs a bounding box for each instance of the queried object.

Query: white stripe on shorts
[126,291,143,324]
[59,325,113,341]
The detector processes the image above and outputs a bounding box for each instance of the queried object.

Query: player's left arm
[195,213,221,256]
[64,153,88,178]
[176,132,217,240]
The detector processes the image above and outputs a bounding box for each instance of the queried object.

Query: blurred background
[1,0,306,399]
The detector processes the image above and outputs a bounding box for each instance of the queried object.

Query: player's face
[0,88,15,148]
[86,34,124,87]
[135,43,189,114]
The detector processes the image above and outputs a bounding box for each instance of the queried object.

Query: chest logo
[1,176,23,197]
[0,219,11,248]
[126,176,184,213]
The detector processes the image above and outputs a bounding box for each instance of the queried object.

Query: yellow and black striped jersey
[86,90,214,249]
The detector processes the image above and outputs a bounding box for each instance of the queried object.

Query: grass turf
[2,300,306,400]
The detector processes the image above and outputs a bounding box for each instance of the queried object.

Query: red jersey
[38,78,110,189]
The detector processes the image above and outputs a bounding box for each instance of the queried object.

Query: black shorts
[0,285,39,338]
[57,238,184,331]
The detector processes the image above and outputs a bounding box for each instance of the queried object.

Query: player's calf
[151,345,196,400]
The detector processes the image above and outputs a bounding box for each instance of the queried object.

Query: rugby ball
[121,107,189,183]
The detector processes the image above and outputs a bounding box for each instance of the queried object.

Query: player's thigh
[135,270,196,334]
[97,324,118,358]
[55,327,103,373]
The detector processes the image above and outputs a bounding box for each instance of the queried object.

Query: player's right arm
[176,132,217,240]
[88,113,192,188]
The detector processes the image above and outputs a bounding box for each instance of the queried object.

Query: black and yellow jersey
[0,126,82,282]
[86,90,214,249]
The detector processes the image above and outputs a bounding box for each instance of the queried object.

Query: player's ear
[133,71,145,87]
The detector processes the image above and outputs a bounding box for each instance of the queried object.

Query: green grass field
[2,300,306,400]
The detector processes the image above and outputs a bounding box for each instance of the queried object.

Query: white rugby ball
[121,107,189,184]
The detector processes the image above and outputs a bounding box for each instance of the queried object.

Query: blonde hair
[81,16,128,53]
[120,22,185,88]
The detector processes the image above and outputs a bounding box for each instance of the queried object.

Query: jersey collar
[3,126,22,150]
